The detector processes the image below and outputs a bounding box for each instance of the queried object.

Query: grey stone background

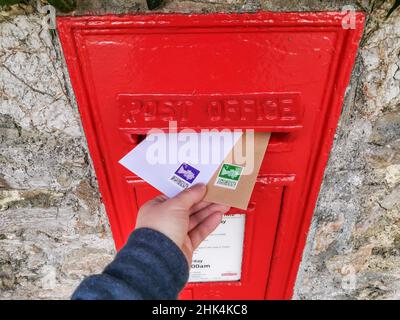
[0,0,399,299]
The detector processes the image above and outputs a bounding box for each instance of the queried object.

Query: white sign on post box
[189,214,246,282]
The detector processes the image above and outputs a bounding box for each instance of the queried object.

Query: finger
[189,201,212,214]
[189,204,230,231]
[189,212,223,249]
[170,183,207,210]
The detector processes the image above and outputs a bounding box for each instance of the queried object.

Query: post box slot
[267,132,293,153]
[124,131,293,154]
[124,133,146,146]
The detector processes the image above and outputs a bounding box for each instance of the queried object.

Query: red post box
[57,12,364,299]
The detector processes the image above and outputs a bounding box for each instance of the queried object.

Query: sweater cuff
[105,227,189,299]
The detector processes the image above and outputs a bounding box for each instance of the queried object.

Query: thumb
[171,184,207,209]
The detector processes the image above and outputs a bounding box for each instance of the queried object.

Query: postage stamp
[214,163,244,190]
[170,163,200,189]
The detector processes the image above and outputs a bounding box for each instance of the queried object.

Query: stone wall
[294,2,400,300]
[0,5,115,299]
[0,0,399,299]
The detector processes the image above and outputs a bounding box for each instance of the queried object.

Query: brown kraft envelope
[204,132,271,210]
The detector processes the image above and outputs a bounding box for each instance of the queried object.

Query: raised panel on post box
[57,12,364,299]
[129,177,288,300]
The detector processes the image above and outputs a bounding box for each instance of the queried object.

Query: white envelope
[119,132,242,198]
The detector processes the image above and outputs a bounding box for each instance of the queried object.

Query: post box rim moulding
[57,11,365,299]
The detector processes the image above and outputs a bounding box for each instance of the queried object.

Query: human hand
[135,184,230,265]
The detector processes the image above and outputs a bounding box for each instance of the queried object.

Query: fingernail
[190,183,206,191]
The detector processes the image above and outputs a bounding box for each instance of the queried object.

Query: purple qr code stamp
[170,163,200,189]
[174,163,200,183]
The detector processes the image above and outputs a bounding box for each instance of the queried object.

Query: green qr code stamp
[215,163,244,189]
